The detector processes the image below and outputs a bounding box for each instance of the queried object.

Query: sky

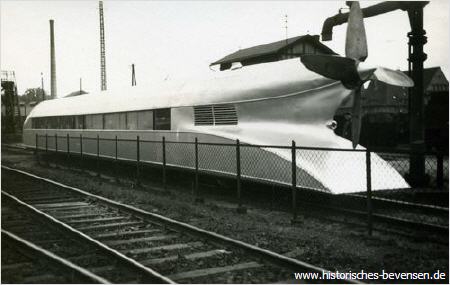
[1,0,449,97]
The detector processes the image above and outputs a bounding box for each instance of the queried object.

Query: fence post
[66,133,70,158]
[115,135,118,181]
[162,136,166,190]
[366,150,373,236]
[136,136,140,186]
[193,138,203,203]
[437,152,444,189]
[66,134,70,170]
[35,133,39,163]
[291,140,298,223]
[96,134,100,176]
[236,139,246,213]
[45,133,48,165]
[55,134,58,153]
[79,134,83,170]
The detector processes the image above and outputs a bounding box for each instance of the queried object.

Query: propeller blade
[351,87,363,149]
[371,67,414,87]
[300,55,360,84]
[345,1,368,62]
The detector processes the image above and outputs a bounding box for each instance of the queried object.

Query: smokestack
[50,19,57,98]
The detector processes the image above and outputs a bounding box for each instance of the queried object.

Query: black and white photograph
[1,0,449,283]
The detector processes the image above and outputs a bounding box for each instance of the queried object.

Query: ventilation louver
[194,104,237,126]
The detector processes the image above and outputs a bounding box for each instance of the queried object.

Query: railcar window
[104,113,126,129]
[75,115,85,129]
[85,114,103,129]
[32,109,171,130]
[60,116,74,129]
[118,113,126,129]
[127,112,138,130]
[104,113,117,129]
[154,108,171,130]
[49,117,59,129]
[137,110,153,130]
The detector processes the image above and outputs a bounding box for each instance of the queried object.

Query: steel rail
[1,165,360,284]
[347,193,449,215]
[302,201,448,236]
[2,229,110,284]
[1,189,175,284]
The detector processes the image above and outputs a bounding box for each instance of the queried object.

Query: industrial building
[335,67,449,149]
[210,34,337,70]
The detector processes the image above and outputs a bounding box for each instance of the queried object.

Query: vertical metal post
[162,136,166,190]
[96,134,100,175]
[136,136,140,186]
[236,139,246,213]
[66,134,70,165]
[35,133,39,163]
[115,135,118,181]
[55,134,58,153]
[407,3,428,187]
[194,138,199,199]
[437,152,444,189]
[366,150,373,236]
[79,134,83,169]
[45,133,48,165]
[291,140,298,222]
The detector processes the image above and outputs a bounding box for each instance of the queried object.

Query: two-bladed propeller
[301,1,413,148]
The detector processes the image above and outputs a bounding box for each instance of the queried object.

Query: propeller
[301,1,413,148]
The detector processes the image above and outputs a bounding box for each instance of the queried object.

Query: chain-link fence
[34,133,449,234]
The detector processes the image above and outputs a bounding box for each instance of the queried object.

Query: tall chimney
[50,19,57,98]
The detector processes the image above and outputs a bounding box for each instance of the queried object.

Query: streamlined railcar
[23,58,409,193]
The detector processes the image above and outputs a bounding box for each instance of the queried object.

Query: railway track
[2,143,448,237]
[1,229,109,284]
[1,166,357,284]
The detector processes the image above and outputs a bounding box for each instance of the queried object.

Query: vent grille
[194,106,214,125]
[194,104,238,126]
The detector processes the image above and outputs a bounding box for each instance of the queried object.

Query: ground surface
[1,147,448,284]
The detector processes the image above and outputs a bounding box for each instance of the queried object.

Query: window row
[32,109,171,130]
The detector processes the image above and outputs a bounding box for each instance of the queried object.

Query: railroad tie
[168,261,263,281]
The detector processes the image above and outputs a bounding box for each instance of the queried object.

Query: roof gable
[211,35,337,66]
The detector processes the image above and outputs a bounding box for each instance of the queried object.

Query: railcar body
[23,58,409,194]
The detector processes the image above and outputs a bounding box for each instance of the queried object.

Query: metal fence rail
[34,133,449,235]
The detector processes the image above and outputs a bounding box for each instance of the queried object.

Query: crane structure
[1,71,21,133]
[321,1,430,186]
[99,1,107,91]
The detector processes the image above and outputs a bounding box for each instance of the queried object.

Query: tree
[20,88,51,103]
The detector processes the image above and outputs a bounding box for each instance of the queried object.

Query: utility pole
[49,19,57,98]
[99,1,107,91]
[284,14,288,45]
[80,78,82,93]
[131,64,136,86]
[41,72,45,101]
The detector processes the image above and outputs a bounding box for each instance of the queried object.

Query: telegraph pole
[41,72,45,101]
[49,19,57,98]
[99,1,107,91]
[132,64,136,86]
